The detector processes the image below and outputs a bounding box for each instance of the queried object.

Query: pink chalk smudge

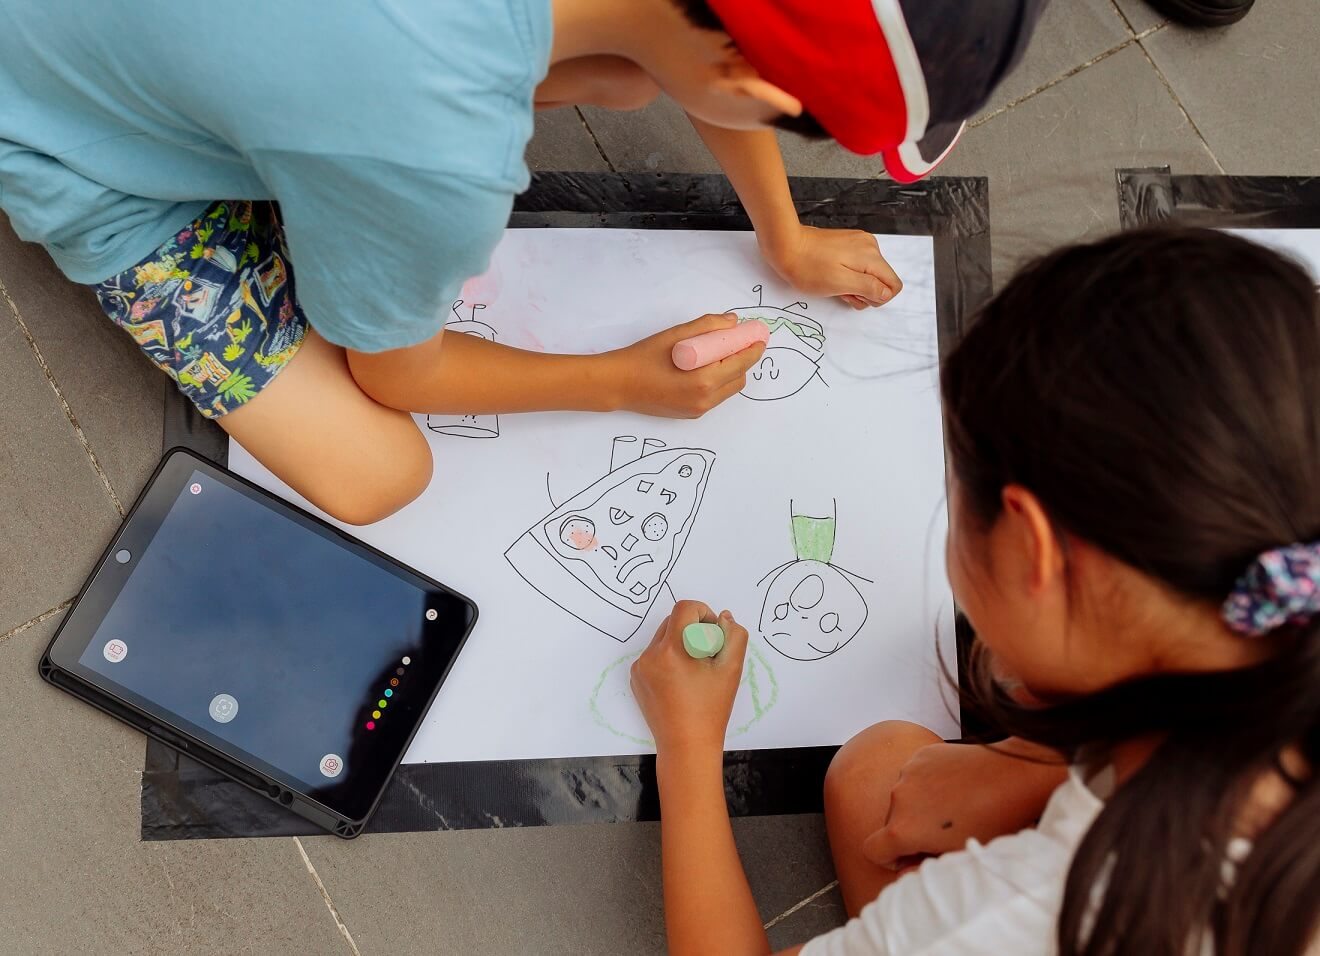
[568,529,598,550]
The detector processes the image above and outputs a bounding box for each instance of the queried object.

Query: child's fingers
[667,599,716,645]
[707,340,766,386]
[716,610,749,667]
[669,312,738,341]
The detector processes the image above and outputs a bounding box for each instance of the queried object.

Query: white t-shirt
[802,767,1107,956]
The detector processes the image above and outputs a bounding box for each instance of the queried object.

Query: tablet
[41,448,477,838]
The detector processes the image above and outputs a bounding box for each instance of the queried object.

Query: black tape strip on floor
[1117,168,1320,230]
[144,171,991,839]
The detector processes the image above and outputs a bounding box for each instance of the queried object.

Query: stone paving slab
[0,215,166,509]
[0,299,121,634]
[1141,4,1320,174]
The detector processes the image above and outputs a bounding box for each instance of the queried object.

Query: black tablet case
[140,171,993,839]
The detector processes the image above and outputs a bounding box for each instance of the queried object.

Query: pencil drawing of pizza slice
[505,439,715,641]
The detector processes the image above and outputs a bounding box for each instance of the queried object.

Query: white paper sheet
[229,228,959,762]
[1228,228,1320,279]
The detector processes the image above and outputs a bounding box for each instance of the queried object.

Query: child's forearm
[658,746,770,956]
[687,117,800,261]
[346,329,619,415]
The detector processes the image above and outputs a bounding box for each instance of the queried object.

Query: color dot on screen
[402,657,411,665]
[378,699,387,708]
[384,689,393,698]
[372,710,381,719]
[366,721,375,730]
[396,667,404,676]
[390,678,399,686]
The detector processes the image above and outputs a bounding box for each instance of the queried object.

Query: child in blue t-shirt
[0,0,1043,523]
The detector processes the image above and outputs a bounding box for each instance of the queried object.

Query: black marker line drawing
[505,436,715,642]
[726,284,827,401]
[757,499,872,661]
[425,301,500,439]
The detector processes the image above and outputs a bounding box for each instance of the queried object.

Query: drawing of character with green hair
[726,284,827,401]
[758,499,871,661]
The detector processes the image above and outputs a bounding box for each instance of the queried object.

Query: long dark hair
[940,226,1320,955]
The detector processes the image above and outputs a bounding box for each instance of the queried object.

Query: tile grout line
[1133,33,1228,175]
[0,276,126,517]
[0,598,74,645]
[574,106,619,173]
[1109,0,1139,36]
[293,836,363,956]
[763,880,840,931]
[971,39,1133,128]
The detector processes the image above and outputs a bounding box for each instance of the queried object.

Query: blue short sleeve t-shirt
[0,0,551,352]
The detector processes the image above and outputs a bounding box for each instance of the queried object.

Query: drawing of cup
[425,302,501,439]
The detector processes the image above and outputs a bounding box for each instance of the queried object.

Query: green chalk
[683,622,725,659]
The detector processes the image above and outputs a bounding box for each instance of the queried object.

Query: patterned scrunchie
[1222,542,1320,637]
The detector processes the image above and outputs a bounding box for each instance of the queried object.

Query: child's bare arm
[345,313,764,420]
[632,603,772,956]
[687,117,902,310]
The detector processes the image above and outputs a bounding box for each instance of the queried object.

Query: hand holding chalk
[630,602,749,752]
[682,622,726,659]
[672,319,770,371]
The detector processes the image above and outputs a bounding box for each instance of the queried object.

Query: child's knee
[825,720,939,811]
[321,425,432,526]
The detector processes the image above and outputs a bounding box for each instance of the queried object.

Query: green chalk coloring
[682,622,725,659]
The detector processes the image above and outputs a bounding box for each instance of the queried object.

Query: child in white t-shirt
[630,226,1319,955]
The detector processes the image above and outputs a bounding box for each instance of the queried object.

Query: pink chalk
[671,320,771,371]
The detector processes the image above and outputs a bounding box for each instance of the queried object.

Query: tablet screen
[62,460,474,823]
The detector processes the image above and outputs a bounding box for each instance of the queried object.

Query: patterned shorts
[92,200,307,419]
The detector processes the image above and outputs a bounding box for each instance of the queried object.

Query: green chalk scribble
[589,643,780,747]
[791,514,836,565]
[740,314,824,345]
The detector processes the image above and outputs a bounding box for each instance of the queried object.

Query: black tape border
[144,171,992,839]
[1117,168,1320,230]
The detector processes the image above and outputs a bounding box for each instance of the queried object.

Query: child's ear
[1000,484,1065,596]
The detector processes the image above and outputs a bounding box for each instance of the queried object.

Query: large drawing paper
[229,229,958,763]
[1229,228,1320,279]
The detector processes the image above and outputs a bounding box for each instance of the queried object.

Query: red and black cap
[707,0,1048,181]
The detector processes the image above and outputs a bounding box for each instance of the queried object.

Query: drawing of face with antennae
[726,285,826,401]
[757,499,870,661]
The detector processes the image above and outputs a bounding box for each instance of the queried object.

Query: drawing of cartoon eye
[609,507,633,525]
[678,465,693,478]
[789,574,825,610]
[773,602,789,622]
[819,612,841,634]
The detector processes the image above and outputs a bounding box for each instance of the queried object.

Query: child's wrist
[581,352,626,413]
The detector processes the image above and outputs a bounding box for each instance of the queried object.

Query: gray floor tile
[1141,2,1320,174]
[528,108,612,173]
[976,0,1130,121]
[939,42,1219,287]
[0,216,167,509]
[0,618,349,956]
[300,811,835,955]
[580,97,721,174]
[1113,0,1169,35]
[0,310,121,633]
[766,883,848,952]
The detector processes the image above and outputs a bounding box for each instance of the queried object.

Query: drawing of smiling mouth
[807,640,842,656]
[609,507,633,525]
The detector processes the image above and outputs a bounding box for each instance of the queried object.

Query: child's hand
[763,224,903,310]
[861,741,1068,872]
[602,314,765,419]
[630,601,749,753]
